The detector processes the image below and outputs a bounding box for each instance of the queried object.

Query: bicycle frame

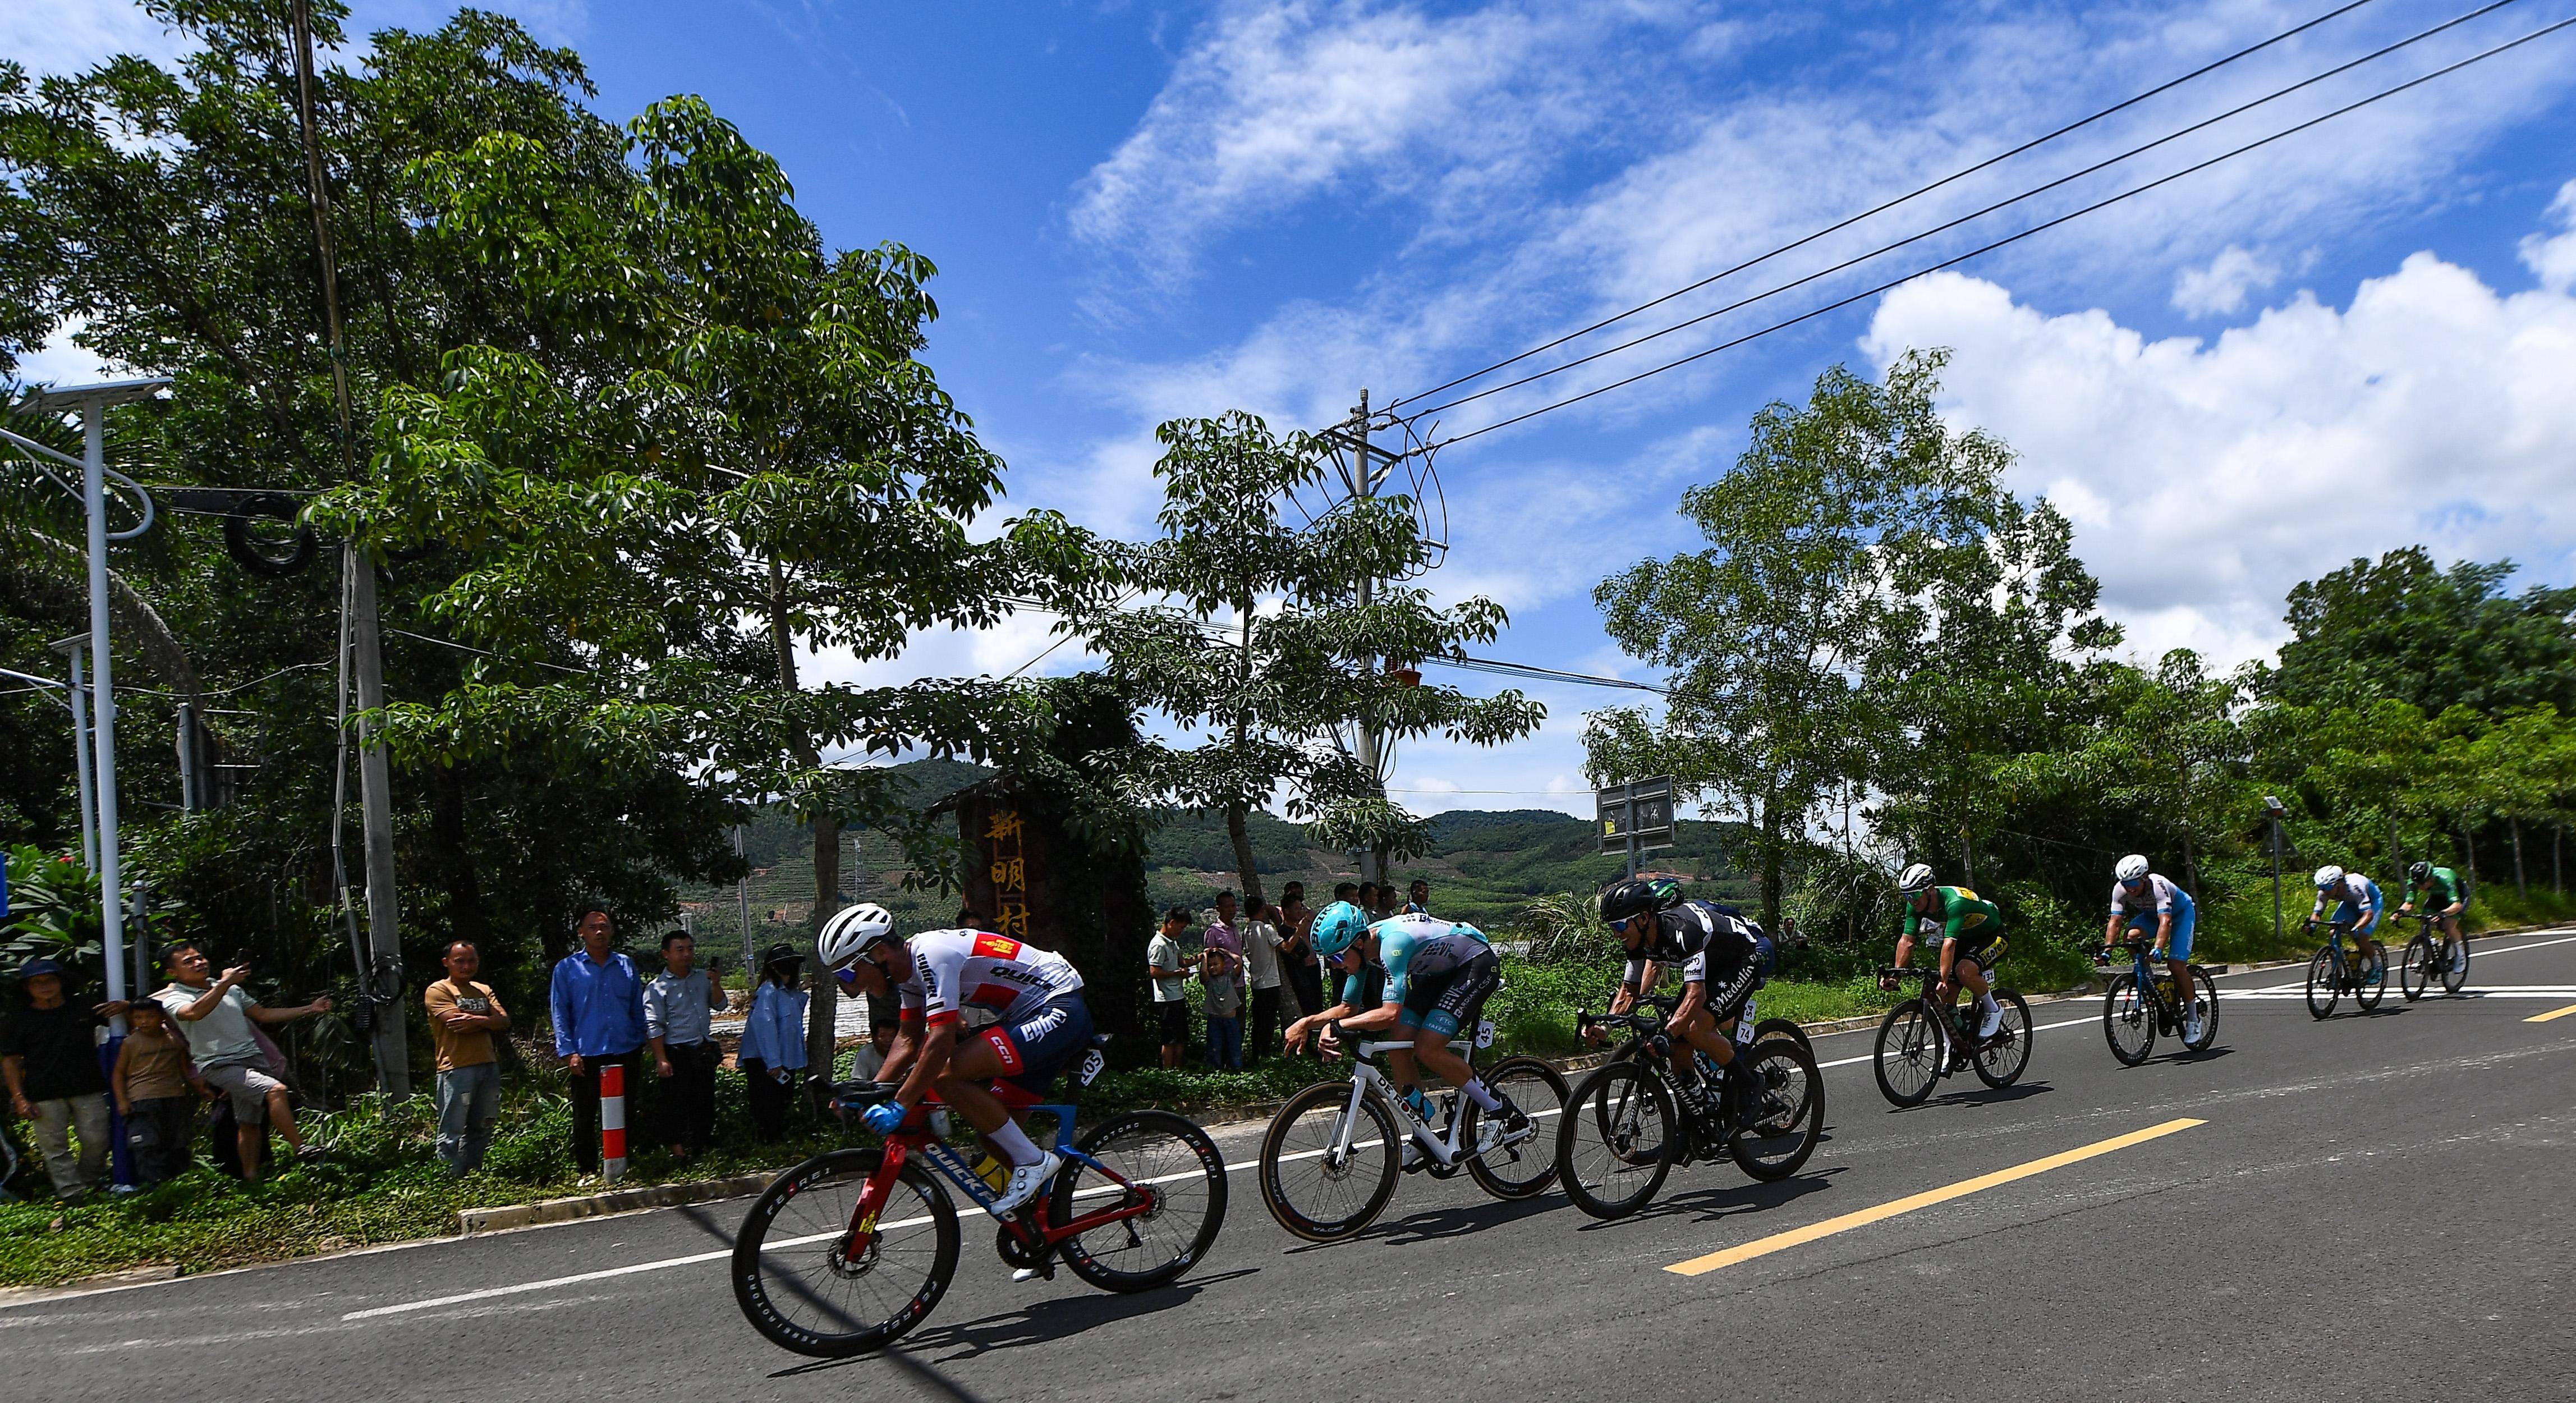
[2116,939,2183,1021]
[837,1084,1154,1264]
[1325,1035,1493,1170]
[1879,966,1967,1058]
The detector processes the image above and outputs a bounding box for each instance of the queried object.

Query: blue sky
[15,1,2576,819]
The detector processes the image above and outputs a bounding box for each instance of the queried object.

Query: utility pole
[735,824,754,971]
[54,639,99,873]
[1352,389,1383,886]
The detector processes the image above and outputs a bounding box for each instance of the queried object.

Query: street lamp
[2263,795,2288,946]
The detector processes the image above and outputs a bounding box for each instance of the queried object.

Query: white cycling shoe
[988,1151,1063,1219]
[1976,1002,2005,1039]
[2183,1011,2205,1044]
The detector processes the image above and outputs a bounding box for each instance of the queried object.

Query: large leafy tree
[2267,548,2576,717]
[1072,411,1541,905]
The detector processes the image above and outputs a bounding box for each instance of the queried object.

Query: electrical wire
[1422,654,1670,694]
[1385,0,2394,411]
[1399,0,2527,426]
[1418,14,2576,454]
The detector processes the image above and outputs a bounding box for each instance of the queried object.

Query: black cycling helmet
[1597,877,1683,925]
[2407,860,2431,883]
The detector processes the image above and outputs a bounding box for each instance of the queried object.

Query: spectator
[1147,907,1194,1069]
[154,944,329,1185]
[1278,881,1323,1023]
[645,930,725,1162]
[1354,882,1380,922]
[851,1023,896,1082]
[1200,939,1243,1071]
[1404,878,1432,916]
[1236,898,1286,1062]
[424,941,510,1177]
[1204,892,1244,966]
[549,909,647,1181]
[112,996,209,1185]
[738,943,808,1142]
[3,958,126,1200]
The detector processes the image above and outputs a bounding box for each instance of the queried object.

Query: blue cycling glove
[861,1101,908,1135]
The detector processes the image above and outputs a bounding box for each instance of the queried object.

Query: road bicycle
[2096,936,2219,1065]
[1870,966,2033,1106]
[2398,909,2471,1001]
[2303,917,2387,1019]
[1257,1019,1567,1242]
[1554,992,1824,1219]
[731,1038,1227,1357]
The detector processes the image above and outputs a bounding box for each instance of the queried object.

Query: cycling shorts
[1945,929,2007,973]
[1398,948,1501,1038]
[978,993,1095,1094]
[1697,934,1773,1027]
[2122,891,2196,961]
[2333,900,2380,934]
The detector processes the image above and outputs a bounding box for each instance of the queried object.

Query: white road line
[2227,987,2576,999]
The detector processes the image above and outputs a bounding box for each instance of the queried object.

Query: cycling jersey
[1623,901,1761,989]
[2315,875,2384,932]
[894,930,1085,1029]
[1373,914,1492,1008]
[2109,874,2187,920]
[1921,887,2004,942]
[2412,866,2467,910]
[2114,874,2197,961]
[1337,957,1388,1011]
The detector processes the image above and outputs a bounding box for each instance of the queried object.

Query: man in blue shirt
[551,908,646,1179]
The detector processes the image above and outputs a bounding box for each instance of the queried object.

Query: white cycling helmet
[1897,862,1936,896]
[2312,865,2345,891]
[2115,854,2151,884]
[817,902,897,970]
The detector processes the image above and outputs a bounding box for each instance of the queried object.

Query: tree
[2268,548,2576,717]
[1072,411,1541,905]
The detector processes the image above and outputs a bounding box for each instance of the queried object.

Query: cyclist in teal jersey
[2399,860,2469,975]
[1308,902,1528,1135]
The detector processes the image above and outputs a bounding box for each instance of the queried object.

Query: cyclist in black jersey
[1589,878,1773,1122]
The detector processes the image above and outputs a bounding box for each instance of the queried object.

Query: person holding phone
[153,944,330,1185]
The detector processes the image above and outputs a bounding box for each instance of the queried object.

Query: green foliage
[1,842,102,971]
[2269,547,2576,717]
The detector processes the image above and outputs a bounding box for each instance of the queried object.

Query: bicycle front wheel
[1053,1109,1228,1293]
[1973,990,2033,1089]
[2400,934,2434,1002]
[732,1148,959,1358]
[1873,1000,1941,1107]
[2102,974,2153,1066]
[1725,1042,1822,1182]
[1258,1081,1399,1243]
[2441,937,2470,994]
[2182,966,2220,1052]
[1462,1056,1568,1201]
[2304,947,2340,1020]
[1555,1061,1676,1219]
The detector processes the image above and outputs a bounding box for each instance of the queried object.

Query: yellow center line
[2526,1002,2576,1024]
[1664,1117,2206,1278]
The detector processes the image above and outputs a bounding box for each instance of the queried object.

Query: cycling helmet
[2115,854,2151,884]
[1596,877,1683,925]
[816,902,897,970]
[1309,901,1370,961]
[2312,865,2345,892]
[1897,862,1936,896]
[2407,860,2431,883]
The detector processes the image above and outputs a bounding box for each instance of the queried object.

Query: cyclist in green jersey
[1883,863,2010,1044]
[2399,860,2469,975]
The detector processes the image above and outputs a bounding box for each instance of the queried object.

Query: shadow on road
[1931,1079,2055,1108]
[1571,1165,1842,1232]
[900,1266,1262,1365]
[1361,1190,1570,1246]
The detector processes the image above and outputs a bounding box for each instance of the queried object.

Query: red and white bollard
[601,1061,628,1182]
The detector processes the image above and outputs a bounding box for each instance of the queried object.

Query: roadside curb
[456,1174,773,1235]
[0,1264,181,1308]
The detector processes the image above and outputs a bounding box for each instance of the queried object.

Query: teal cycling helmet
[1310,901,1371,960]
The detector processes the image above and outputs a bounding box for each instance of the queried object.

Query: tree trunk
[2458,822,2477,890]
[770,556,842,1098]
[2180,823,2201,904]
[1226,798,1265,910]
[1959,823,1976,890]
[2511,817,2526,900]
[1759,792,1784,931]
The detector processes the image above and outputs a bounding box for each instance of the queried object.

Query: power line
[1399,0,2526,426]
[1423,654,1670,694]
[1420,15,2576,453]
[1385,0,2394,412]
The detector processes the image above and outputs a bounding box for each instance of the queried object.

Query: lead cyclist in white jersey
[819,905,1092,1216]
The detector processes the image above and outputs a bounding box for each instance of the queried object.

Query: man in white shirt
[1232,895,1287,1062]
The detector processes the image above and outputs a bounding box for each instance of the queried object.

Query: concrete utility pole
[55,640,99,873]
[1352,390,1384,886]
[736,824,755,971]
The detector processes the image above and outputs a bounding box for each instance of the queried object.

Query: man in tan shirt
[424,941,510,1176]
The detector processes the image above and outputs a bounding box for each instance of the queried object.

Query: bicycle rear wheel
[1257,1081,1399,1243]
[2441,936,2470,994]
[732,1148,959,1358]
[2102,974,2153,1066]
[2400,934,2434,1002]
[2182,966,2220,1052]
[2304,947,2340,1020]
[1462,1056,1568,1200]
[1724,1042,1822,1182]
[1555,1061,1677,1219]
[1873,1000,1941,1107]
[1754,1016,1815,1061]
[1973,990,2033,1089]
[2355,950,2386,1011]
[1052,1109,1227,1292]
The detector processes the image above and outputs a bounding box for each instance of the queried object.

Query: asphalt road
[9,928,2574,1403]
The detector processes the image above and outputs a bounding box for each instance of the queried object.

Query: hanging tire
[1554,1061,1676,1219]
[2102,974,2154,1066]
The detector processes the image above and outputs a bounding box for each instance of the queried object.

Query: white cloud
[0,1,587,81]
[1861,236,2576,670]
[10,321,120,389]
[2171,245,2277,318]
[2522,179,2576,294]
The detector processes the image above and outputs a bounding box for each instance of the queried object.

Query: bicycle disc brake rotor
[828,1233,880,1278]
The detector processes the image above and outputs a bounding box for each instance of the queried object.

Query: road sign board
[1597,776,1675,855]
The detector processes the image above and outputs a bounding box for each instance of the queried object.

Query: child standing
[1200,943,1243,1071]
[113,998,209,1184]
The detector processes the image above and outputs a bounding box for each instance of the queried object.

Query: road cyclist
[1588,877,1774,1128]
[1874,864,2034,1104]
[2390,854,2473,993]
[1887,864,2012,1047]
[2307,865,2388,991]
[1314,901,1531,1139]
[2101,854,2210,1048]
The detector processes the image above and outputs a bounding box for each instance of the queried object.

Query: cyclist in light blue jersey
[2103,854,2202,1044]
[1309,902,1528,1136]
[2308,865,2387,985]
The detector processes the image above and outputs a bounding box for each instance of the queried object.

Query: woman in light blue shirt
[738,943,809,1141]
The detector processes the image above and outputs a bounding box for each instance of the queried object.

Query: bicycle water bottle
[970,1151,1010,1194]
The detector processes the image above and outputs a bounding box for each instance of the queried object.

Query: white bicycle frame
[1328,1023,1507,1170]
